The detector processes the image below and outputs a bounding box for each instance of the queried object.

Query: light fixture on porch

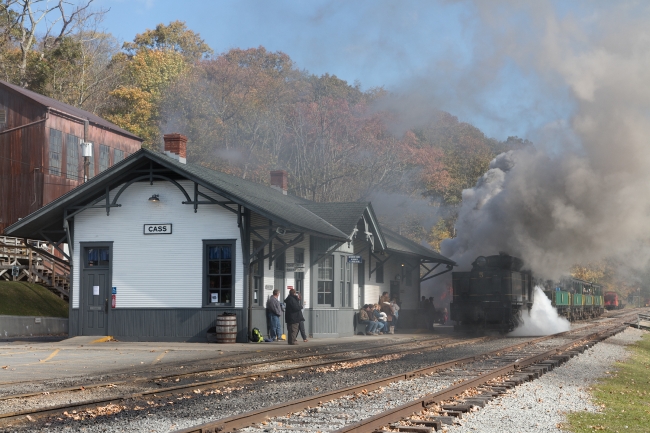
[148,194,160,202]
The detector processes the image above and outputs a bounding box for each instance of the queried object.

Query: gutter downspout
[83,120,89,182]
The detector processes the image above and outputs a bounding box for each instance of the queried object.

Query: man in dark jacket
[266,289,283,341]
[284,289,303,345]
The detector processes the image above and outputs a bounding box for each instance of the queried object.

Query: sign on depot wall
[347,255,363,264]
[143,224,172,235]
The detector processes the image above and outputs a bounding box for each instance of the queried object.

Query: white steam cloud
[509,287,571,336]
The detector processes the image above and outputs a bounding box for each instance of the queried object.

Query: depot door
[80,244,112,336]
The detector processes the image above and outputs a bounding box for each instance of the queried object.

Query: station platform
[0,326,454,385]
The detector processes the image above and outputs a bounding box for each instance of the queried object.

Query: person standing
[266,289,283,341]
[380,301,395,334]
[296,291,308,342]
[284,289,303,345]
[390,298,400,331]
[427,296,436,331]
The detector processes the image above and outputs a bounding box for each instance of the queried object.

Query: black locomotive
[450,253,533,332]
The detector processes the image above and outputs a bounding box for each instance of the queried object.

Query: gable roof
[4,148,454,266]
[0,80,142,141]
[4,149,348,241]
[298,202,386,251]
[381,226,456,265]
[152,151,350,239]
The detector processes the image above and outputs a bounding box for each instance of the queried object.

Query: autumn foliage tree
[105,21,211,148]
[0,12,534,254]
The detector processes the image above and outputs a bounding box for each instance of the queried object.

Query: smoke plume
[435,2,650,278]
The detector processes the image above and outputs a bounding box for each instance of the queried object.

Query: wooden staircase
[0,236,70,301]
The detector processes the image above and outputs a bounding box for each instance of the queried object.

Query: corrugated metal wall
[72,179,243,309]
[0,87,45,233]
[0,86,141,233]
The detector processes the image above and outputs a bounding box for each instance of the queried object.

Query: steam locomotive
[450,253,604,332]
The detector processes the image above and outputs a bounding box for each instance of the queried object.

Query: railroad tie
[488,386,510,393]
[405,418,442,429]
[441,404,472,413]
[425,416,458,425]
[389,423,434,433]
[537,361,557,371]
[508,374,530,384]
[492,382,515,389]
[549,355,570,365]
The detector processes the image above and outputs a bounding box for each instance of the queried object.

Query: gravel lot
[444,327,646,433]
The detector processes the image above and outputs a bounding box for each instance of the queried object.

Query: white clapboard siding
[72,180,243,309]
[364,284,381,307]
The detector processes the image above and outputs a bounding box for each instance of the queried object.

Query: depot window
[203,240,236,307]
[317,255,334,306]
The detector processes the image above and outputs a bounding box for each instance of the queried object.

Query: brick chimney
[163,133,187,164]
[270,170,288,195]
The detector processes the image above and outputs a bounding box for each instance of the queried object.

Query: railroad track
[0,335,443,391]
[172,315,634,433]
[0,334,487,428]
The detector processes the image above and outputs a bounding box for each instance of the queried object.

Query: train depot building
[4,134,455,342]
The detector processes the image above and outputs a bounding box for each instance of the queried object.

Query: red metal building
[0,80,142,234]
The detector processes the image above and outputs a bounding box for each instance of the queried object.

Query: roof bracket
[420,264,454,282]
[182,182,237,214]
[369,253,391,277]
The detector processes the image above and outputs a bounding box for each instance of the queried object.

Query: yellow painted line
[90,336,114,344]
[39,349,60,363]
[0,351,52,356]
[151,351,168,365]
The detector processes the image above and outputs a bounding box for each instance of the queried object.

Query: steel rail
[172,320,617,433]
[0,335,486,426]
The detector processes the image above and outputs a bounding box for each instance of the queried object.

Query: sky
[91,0,576,142]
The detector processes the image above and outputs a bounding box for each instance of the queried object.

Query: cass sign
[143,223,172,235]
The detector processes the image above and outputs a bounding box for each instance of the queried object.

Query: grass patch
[0,281,68,317]
[565,331,650,433]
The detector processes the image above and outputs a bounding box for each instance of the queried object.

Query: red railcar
[604,291,621,310]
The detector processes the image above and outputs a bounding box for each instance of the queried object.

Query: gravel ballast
[444,327,646,433]
[4,326,644,432]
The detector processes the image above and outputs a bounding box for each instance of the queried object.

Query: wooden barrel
[215,315,237,343]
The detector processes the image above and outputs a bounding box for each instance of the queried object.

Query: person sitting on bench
[357,304,379,335]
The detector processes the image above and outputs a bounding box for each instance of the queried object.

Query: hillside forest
[0,1,645,301]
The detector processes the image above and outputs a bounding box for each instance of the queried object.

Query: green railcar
[547,278,604,320]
